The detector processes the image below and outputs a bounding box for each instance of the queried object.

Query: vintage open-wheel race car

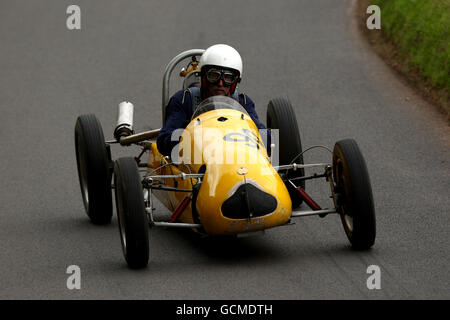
[74,49,376,268]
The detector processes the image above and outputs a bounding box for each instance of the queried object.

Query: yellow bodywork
[147,109,292,235]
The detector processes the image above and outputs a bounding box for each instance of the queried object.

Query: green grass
[371,0,450,91]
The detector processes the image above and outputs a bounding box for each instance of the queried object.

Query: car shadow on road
[161,227,288,264]
[64,214,375,273]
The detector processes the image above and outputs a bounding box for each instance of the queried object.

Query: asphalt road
[0,0,449,299]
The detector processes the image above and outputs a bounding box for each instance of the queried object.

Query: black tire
[114,157,149,269]
[333,139,376,250]
[75,114,113,224]
[267,98,305,208]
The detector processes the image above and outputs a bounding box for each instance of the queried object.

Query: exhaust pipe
[114,101,134,140]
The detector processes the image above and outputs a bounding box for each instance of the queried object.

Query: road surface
[0,0,448,299]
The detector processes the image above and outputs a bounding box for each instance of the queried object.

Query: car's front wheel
[114,157,149,269]
[333,139,376,250]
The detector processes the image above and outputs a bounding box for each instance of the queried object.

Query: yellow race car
[74,49,376,269]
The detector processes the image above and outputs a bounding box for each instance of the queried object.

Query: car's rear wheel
[114,157,149,269]
[75,114,113,224]
[267,98,305,209]
[333,139,376,250]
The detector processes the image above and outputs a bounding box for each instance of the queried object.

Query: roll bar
[162,49,205,126]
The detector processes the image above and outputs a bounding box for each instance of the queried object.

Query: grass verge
[358,0,449,121]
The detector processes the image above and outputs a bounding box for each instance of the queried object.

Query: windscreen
[192,95,249,119]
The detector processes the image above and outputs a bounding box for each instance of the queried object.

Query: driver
[156,44,268,156]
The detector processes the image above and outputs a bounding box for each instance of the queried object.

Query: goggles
[205,68,239,86]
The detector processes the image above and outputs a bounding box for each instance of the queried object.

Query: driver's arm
[240,95,271,149]
[156,91,190,157]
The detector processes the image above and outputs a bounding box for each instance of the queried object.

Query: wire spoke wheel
[114,157,149,269]
[333,139,376,250]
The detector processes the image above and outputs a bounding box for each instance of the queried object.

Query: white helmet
[199,44,243,76]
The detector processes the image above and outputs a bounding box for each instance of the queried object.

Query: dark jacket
[157,89,268,156]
